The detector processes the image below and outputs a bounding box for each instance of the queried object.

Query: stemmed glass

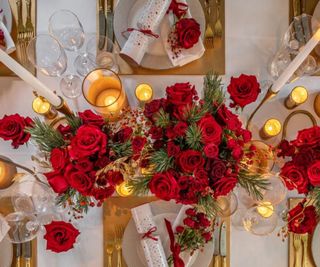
[49,9,96,77]
[27,34,82,100]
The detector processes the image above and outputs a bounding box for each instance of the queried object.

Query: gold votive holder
[260,118,282,139]
[32,96,58,120]
[256,202,274,218]
[135,83,153,107]
[0,156,17,190]
[285,86,308,109]
[115,181,133,197]
[82,68,129,122]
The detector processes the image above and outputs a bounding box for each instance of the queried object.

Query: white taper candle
[0,49,61,106]
[271,28,320,93]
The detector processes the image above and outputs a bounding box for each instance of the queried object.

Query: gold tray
[288,198,316,267]
[103,196,230,267]
[0,196,37,267]
[0,0,36,76]
[97,0,225,75]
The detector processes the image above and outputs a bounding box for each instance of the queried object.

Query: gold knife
[22,241,32,267]
[14,243,22,267]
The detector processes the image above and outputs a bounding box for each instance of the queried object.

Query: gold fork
[293,234,303,267]
[24,0,34,42]
[114,225,124,267]
[214,0,223,38]
[106,241,114,267]
[301,234,316,267]
[16,0,27,65]
[204,0,214,47]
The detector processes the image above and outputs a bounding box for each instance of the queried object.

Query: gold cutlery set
[204,0,223,48]
[105,225,125,267]
[14,0,34,68]
[12,241,34,267]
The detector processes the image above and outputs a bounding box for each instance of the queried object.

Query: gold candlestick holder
[246,86,278,130]
[54,96,74,116]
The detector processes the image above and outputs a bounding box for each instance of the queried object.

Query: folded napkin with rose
[120,0,204,67]
[0,9,15,54]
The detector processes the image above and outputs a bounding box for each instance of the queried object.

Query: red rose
[178,176,191,190]
[202,232,212,242]
[183,217,196,228]
[293,126,320,148]
[68,170,94,195]
[44,221,80,253]
[69,125,107,159]
[177,150,205,173]
[173,122,188,136]
[175,18,201,49]
[45,170,69,194]
[75,158,94,173]
[198,115,222,144]
[167,141,181,157]
[280,162,308,194]
[106,170,124,186]
[288,203,317,234]
[57,124,72,140]
[186,208,197,217]
[204,143,219,158]
[227,74,261,108]
[241,130,252,143]
[0,114,33,148]
[293,148,316,167]
[194,168,208,181]
[144,99,167,120]
[79,110,105,128]
[132,136,146,154]
[176,226,185,233]
[308,161,320,186]
[205,159,227,179]
[149,126,163,140]
[92,186,115,201]
[50,148,69,170]
[149,171,179,201]
[173,105,189,121]
[113,127,133,143]
[95,156,111,169]
[277,140,296,158]
[216,104,242,131]
[231,145,243,161]
[213,176,237,197]
[166,82,197,106]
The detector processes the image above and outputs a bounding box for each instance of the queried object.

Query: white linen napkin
[0,214,10,243]
[0,10,15,54]
[120,0,171,65]
[163,0,205,67]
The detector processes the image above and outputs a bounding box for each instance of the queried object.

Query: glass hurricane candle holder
[82,68,129,121]
[260,118,282,139]
[285,86,308,109]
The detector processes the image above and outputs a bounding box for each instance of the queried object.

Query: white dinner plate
[114,0,205,70]
[122,200,214,267]
[0,236,13,267]
[311,223,320,266]
[0,0,12,32]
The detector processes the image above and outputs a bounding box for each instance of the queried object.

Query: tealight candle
[32,96,58,120]
[135,84,153,106]
[260,119,282,139]
[257,202,274,218]
[116,181,133,197]
[285,86,308,109]
[0,157,17,190]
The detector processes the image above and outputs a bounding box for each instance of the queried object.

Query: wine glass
[216,191,238,218]
[86,35,119,73]
[27,34,82,100]
[49,9,95,76]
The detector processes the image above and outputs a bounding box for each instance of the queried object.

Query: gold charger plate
[288,198,316,267]
[97,0,225,75]
[103,196,230,267]
[0,0,36,76]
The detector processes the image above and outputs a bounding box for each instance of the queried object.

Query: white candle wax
[0,49,61,106]
[271,28,320,93]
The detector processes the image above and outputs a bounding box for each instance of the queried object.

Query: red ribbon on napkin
[164,219,185,267]
[167,0,188,19]
[142,226,158,241]
[122,28,160,39]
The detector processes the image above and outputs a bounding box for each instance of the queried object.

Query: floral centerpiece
[278,126,320,235]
